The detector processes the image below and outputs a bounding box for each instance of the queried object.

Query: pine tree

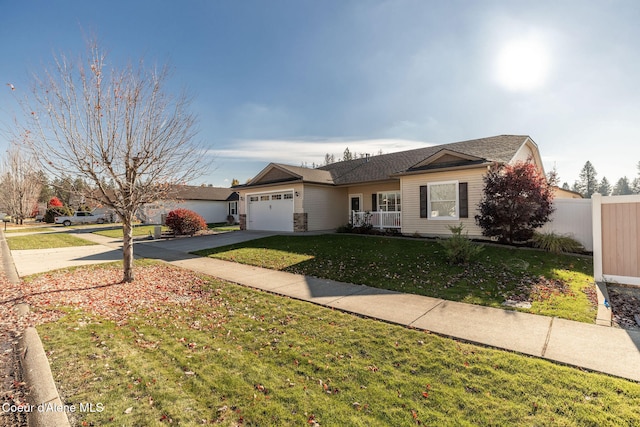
[631,177,640,194]
[342,147,353,161]
[612,176,633,195]
[598,177,612,196]
[574,161,598,198]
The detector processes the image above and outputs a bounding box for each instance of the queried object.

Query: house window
[377,191,401,212]
[260,195,270,201]
[249,196,259,202]
[283,193,293,199]
[428,181,458,219]
[272,194,282,200]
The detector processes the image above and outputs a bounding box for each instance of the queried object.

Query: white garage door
[247,191,294,232]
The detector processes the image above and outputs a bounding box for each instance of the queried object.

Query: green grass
[193,235,596,323]
[94,225,169,238]
[2,226,56,233]
[6,232,98,250]
[37,267,639,426]
[207,222,240,232]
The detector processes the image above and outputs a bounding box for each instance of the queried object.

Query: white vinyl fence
[541,198,593,251]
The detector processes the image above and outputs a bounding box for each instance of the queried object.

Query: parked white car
[54,211,107,226]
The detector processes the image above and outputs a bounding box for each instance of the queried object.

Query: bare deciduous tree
[19,42,205,282]
[0,143,42,225]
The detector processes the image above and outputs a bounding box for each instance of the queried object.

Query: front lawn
[30,264,638,426]
[6,233,97,250]
[194,235,596,323]
[94,225,169,238]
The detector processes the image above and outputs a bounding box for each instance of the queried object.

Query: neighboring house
[235,135,573,237]
[137,185,239,224]
[553,187,583,199]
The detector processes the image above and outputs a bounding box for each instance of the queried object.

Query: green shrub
[439,224,484,265]
[44,206,73,223]
[336,223,354,233]
[532,232,584,254]
[165,208,207,236]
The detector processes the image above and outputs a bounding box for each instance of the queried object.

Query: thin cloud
[211,138,431,164]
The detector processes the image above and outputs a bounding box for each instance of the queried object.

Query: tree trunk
[122,218,135,282]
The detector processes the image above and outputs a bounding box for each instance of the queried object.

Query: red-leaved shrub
[165,208,207,236]
[48,197,63,208]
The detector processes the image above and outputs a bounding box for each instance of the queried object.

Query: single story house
[235,135,573,237]
[137,185,239,224]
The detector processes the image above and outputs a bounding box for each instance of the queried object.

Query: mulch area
[608,285,640,330]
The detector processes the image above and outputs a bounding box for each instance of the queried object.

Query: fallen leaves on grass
[20,265,213,326]
[508,276,575,303]
[0,252,28,427]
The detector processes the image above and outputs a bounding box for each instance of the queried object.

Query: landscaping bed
[19,263,640,426]
[608,285,640,330]
[194,234,597,323]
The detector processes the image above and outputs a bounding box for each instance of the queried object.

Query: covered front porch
[351,210,401,229]
[347,184,402,230]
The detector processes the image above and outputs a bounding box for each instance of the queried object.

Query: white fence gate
[541,199,593,251]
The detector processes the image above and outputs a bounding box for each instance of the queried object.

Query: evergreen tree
[598,177,612,196]
[631,177,640,194]
[324,153,335,165]
[574,161,598,198]
[231,178,240,186]
[561,182,570,190]
[612,176,633,195]
[342,147,353,161]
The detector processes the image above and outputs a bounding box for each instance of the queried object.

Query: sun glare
[495,37,550,91]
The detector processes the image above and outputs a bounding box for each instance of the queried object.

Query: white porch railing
[352,211,401,229]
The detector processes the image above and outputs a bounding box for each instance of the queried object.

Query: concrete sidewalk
[132,237,640,382]
[11,231,640,382]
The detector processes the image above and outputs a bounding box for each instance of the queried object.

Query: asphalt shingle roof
[317,135,531,185]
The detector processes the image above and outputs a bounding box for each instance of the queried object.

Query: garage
[247,191,294,231]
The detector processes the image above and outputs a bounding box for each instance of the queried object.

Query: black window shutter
[420,186,427,218]
[371,194,377,211]
[459,182,468,218]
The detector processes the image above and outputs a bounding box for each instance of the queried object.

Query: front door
[349,194,363,224]
[350,195,361,211]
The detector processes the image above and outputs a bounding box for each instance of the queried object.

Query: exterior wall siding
[303,185,348,231]
[139,200,229,224]
[401,168,487,237]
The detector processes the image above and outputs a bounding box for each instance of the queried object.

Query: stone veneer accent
[239,214,247,230]
[293,213,308,232]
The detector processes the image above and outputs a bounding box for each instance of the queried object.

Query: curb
[595,281,612,326]
[0,230,71,427]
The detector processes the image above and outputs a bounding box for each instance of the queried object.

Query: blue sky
[1,0,639,187]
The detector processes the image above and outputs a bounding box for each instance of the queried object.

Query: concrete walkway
[11,231,640,382]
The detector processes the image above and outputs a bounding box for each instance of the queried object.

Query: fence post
[591,193,603,282]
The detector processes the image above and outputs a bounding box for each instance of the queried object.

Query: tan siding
[255,168,296,184]
[401,168,487,237]
[303,185,348,230]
